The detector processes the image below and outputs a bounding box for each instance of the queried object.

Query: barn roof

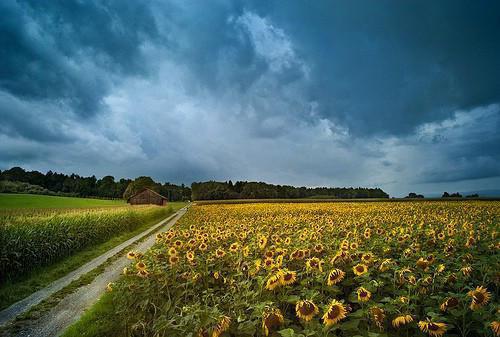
[127,188,168,202]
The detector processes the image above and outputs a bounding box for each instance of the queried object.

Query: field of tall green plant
[0,205,172,281]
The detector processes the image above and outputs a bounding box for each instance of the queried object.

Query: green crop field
[0,193,125,210]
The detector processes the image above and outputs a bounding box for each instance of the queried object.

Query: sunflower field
[110,201,499,337]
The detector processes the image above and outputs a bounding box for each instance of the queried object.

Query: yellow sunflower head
[392,314,413,328]
[295,300,319,322]
[353,263,368,276]
[357,287,372,302]
[327,269,345,286]
[277,268,295,285]
[322,300,347,326]
[265,273,281,291]
[262,308,284,336]
[467,286,491,310]
[418,319,447,337]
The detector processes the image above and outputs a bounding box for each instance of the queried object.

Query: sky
[1,0,500,197]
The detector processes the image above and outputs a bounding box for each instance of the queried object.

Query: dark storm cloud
[1,0,500,195]
[0,0,158,116]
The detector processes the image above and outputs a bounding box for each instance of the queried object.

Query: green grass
[0,202,186,311]
[0,193,125,209]
[61,292,123,337]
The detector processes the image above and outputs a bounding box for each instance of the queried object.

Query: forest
[191,180,389,200]
[0,167,190,201]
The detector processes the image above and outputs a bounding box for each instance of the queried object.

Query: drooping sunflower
[327,269,345,286]
[370,307,385,329]
[322,300,347,326]
[379,258,392,272]
[295,300,319,322]
[137,269,149,277]
[418,319,447,337]
[491,321,500,337]
[467,286,491,310]
[392,314,413,328]
[262,308,284,336]
[357,287,372,302]
[461,265,472,276]
[265,273,281,291]
[353,263,368,276]
[212,316,231,337]
[279,269,297,286]
[439,297,459,312]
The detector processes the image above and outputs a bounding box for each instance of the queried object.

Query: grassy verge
[61,291,123,337]
[0,202,185,311]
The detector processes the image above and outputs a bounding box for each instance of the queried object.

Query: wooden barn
[127,188,168,206]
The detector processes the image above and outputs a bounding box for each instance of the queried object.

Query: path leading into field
[0,206,188,337]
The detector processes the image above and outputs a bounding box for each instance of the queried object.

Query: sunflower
[127,251,137,260]
[229,242,239,252]
[295,300,319,322]
[439,297,459,312]
[186,251,195,262]
[199,242,208,251]
[106,282,113,292]
[279,269,297,286]
[353,263,368,276]
[215,248,226,258]
[357,287,372,302]
[135,261,146,270]
[418,319,447,337]
[259,235,268,250]
[327,269,345,286]
[379,259,392,272]
[361,253,373,264]
[322,300,347,326]
[262,308,284,336]
[467,286,491,310]
[461,265,472,276]
[491,321,500,337]
[263,257,275,269]
[265,273,281,291]
[350,242,359,250]
[169,255,179,265]
[137,269,149,277]
[416,257,430,270]
[392,314,413,328]
[275,255,284,267]
[212,316,231,337]
[168,247,178,256]
[370,307,385,329]
[306,257,323,272]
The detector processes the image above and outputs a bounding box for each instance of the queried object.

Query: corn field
[0,205,171,281]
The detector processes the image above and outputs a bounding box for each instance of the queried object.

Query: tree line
[191,181,389,200]
[0,167,190,201]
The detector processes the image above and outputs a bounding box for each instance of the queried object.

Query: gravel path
[0,206,187,337]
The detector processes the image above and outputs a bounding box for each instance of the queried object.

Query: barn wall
[129,190,166,205]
